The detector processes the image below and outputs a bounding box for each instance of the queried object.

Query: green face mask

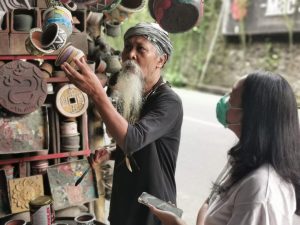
[216,93,242,127]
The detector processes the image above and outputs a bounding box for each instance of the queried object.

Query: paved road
[174,88,300,225]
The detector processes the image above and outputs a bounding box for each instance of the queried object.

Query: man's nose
[128,49,137,60]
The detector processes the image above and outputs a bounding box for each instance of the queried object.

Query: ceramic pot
[55,43,85,67]
[41,23,67,51]
[4,219,26,225]
[43,6,73,36]
[153,0,202,33]
[103,20,121,37]
[118,0,146,12]
[104,55,122,73]
[40,61,54,77]
[74,213,95,225]
[13,14,33,31]
[25,28,54,55]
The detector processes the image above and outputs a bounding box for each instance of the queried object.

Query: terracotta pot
[40,61,54,77]
[25,28,54,55]
[153,0,202,33]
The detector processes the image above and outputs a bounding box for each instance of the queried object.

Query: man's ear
[157,54,168,69]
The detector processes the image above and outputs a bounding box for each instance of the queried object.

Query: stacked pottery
[31,160,49,175]
[60,120,81,153]
[55,43,85,67]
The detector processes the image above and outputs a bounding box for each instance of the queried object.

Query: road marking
[184,116,222,128]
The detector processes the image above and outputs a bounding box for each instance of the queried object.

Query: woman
[148,71,300,225]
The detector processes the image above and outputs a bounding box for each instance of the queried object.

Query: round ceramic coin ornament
[0,60,47,114]
[56,84,88,117]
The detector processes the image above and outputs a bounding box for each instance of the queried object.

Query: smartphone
[138,192,183,218]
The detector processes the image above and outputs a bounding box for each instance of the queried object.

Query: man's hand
[61,57,103,96]
[90,148,111,168]
[148,205,187,225]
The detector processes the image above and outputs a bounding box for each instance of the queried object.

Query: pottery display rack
[0,1,102,221]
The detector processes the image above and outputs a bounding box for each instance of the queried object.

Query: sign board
[223,0,300,35]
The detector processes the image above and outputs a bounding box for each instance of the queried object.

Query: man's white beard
[112,60,144,124]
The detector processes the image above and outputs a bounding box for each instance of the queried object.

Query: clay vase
[55,43,85,67]
[41,22,68,51]
[153,0,202,33]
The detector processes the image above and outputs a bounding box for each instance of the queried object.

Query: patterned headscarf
[124,22,173,58]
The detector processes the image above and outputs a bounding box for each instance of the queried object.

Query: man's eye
[138,47,146,52]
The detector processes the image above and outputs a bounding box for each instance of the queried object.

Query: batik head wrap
[124,22,173,58]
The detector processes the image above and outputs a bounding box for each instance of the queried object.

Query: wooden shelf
[46,77,69,83]
[0,149,91,165]
[0,55,57,60]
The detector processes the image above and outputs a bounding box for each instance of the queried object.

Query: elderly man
[61,22,183,225]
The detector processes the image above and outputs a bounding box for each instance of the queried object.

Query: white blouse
[205,164,296,225]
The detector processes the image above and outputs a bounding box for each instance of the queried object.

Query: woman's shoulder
[233,164,295,208]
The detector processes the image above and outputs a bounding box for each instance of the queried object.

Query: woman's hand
[148,205,187,225]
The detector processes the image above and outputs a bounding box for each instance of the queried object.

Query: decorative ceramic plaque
[0,106,49,154]
[56,84,88,118]
[0,60,47,114]
[8,175,44,213]
[47,160,99,210]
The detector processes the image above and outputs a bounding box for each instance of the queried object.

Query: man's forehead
[125,35,153,45]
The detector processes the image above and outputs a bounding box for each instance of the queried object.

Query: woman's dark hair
[228,71,300,214]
